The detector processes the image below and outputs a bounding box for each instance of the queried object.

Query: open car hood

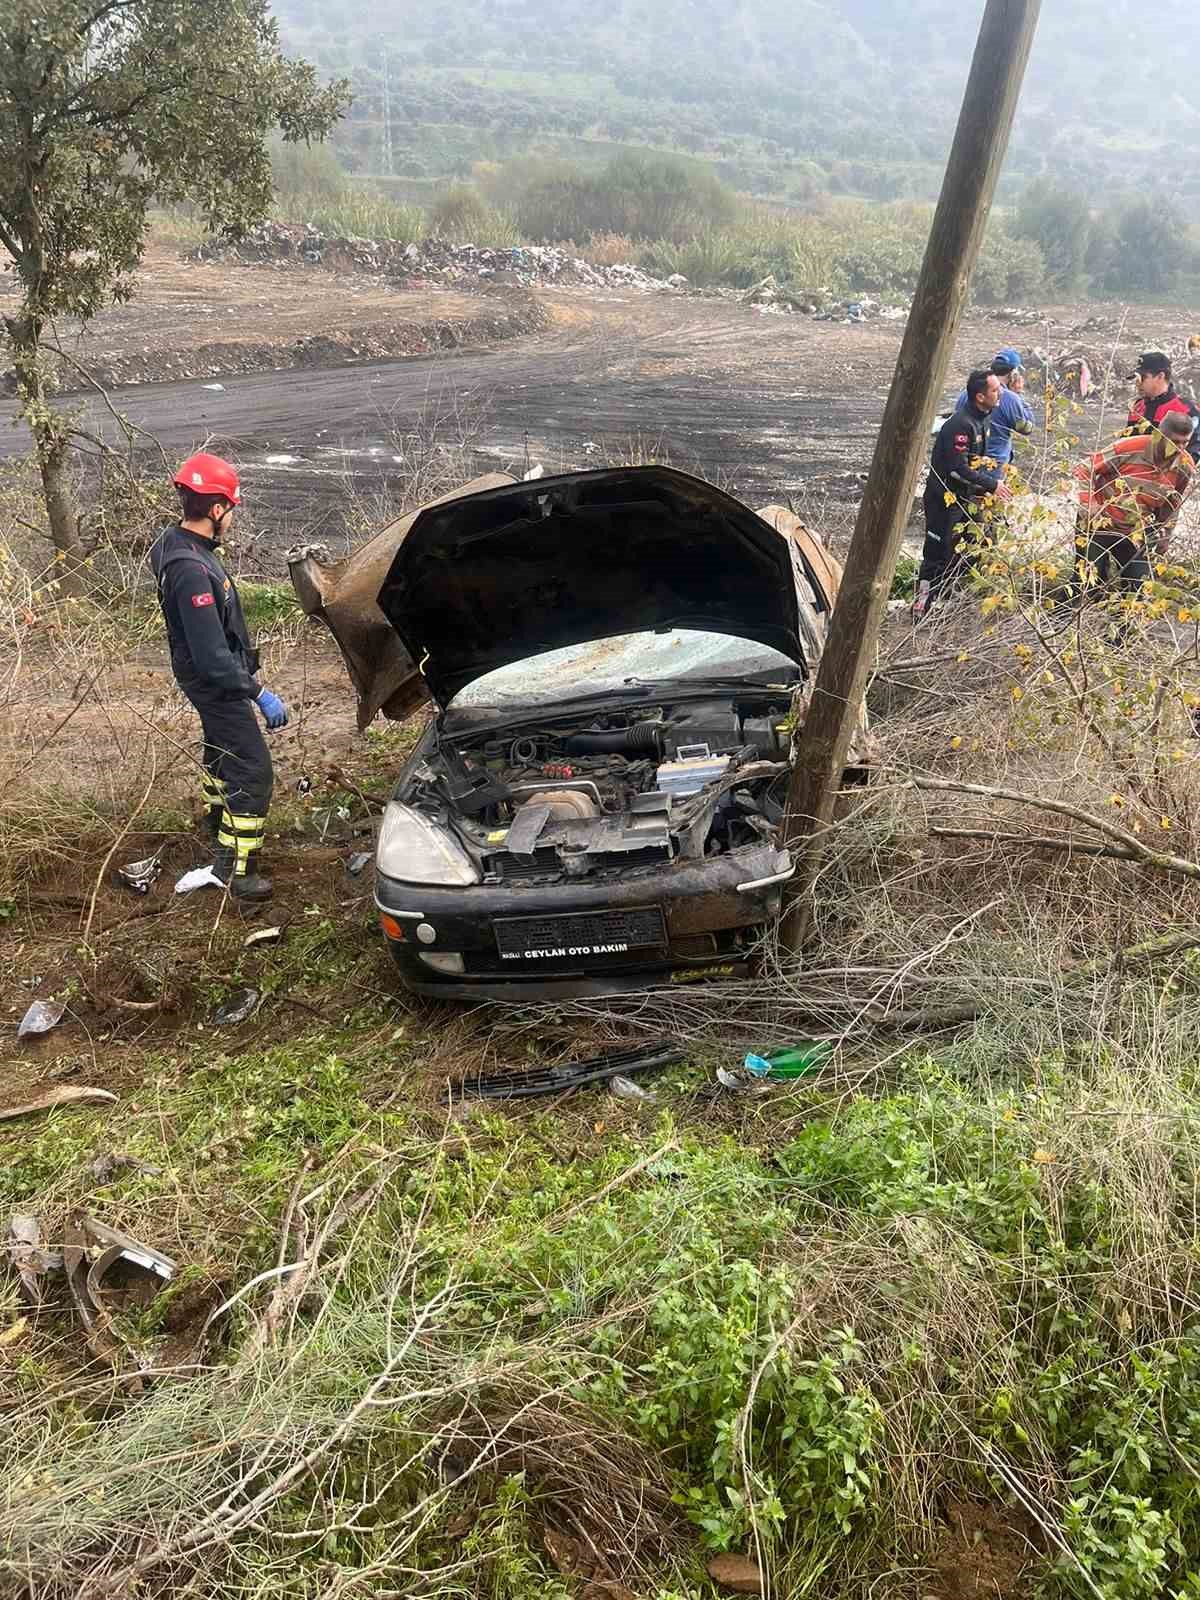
[288,473,517,729]
[375,466,829,708]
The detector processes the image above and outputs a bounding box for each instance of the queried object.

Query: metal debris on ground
[117,853,163,894]
[17,999,66,1038]
[1,1086,117,1121]
[212,988,259,1026]
[63,1215,176,1372]
[243,926,284,947]
[91,1151,163,1184]
[445,1042,684,1102]
[346,851,372,877]
[8,1215,63,1304]
[175,864,223,894]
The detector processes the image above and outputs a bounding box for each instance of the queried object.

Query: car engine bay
[401,696,796,886]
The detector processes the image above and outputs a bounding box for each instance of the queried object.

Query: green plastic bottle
[744,1042,830,1080]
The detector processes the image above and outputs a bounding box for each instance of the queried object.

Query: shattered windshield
[451,629,799,709]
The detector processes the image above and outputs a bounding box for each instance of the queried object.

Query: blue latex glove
[255,687,289,730]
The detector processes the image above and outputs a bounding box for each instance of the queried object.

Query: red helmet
[172,452,241,504]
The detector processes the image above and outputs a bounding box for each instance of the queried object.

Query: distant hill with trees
[273,0,1199,217]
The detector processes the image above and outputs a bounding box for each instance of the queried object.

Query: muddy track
[3,269,1190,567]
[0,290,906,547]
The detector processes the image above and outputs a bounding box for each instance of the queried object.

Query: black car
[293,465,846,1001]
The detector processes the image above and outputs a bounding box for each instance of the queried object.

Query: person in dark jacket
[913,370,1012,620]
[149,453,288,902]
[1123,352,1195,439]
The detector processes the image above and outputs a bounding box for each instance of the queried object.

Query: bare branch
[909,771,1200,882]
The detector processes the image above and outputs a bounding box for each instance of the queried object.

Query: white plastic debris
[610,1075,657,1103]
[243,926,283,947]
[202,382,225,391]
[17,999,66,1038]
[522,463,545,481]
[175,865,223,895]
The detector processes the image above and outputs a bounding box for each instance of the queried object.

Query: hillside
[275,0,1200,213]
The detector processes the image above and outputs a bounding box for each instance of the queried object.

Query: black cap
[1136,351,1172,377]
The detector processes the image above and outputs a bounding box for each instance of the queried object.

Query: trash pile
[192,223,681,294]
[736,275,909,324]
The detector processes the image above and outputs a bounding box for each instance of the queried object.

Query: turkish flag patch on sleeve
[953,433,969,450]
[190,591,215,608]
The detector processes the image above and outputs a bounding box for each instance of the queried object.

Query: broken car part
[118,853,163,894]
[243,926,284,947]
[63,1215,176,1369]
[212,989,259,1026]
[8,1215,63,1304]
[444,1042,684,1102]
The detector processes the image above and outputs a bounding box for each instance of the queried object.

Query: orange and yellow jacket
[1075,432,1195,540]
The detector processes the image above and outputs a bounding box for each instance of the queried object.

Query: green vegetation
[272,0,1200,221]
[8,985,1200,1597]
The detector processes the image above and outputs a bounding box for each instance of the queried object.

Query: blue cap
[994,347,1023,369]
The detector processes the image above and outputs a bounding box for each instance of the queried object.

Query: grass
[9,985,1200,1598]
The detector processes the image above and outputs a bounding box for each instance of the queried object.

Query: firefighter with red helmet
[149,454,287,902]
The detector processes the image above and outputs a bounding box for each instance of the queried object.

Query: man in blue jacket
[956,347,1034,469]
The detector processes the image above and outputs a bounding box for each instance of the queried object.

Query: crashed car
[291,465,863,1000]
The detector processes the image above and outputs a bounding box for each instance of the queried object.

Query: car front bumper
[375,842,791,1000]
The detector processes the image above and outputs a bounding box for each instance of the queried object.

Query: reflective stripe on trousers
[217,811,267,876]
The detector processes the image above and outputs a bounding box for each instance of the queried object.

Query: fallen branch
[910,773,1200,883]
[930,826,1139,862]
[0,1087,117,1121]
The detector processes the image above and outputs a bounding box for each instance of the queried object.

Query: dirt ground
[5,242,1197,560]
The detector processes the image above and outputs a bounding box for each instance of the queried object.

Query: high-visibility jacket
[1075,433,1195,540]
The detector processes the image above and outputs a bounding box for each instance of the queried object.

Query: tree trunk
[37,433,85,593]
[7,318,85,596]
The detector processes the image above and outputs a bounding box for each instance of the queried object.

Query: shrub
[429,183,520,246]
[513,154,737,244]
[1013,179,1092,291]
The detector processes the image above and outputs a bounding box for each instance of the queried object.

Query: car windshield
[451,629,799,710]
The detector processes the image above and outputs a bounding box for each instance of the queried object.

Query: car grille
[493,905,667,963]
[486,849,561,882]
[485,845,669,882]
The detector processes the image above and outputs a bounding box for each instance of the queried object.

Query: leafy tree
[1101,196,1194,296]
[0,0,348,584]
[1013,180,1091,291]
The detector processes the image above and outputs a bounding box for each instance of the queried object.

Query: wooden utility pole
[779,0,1042,953]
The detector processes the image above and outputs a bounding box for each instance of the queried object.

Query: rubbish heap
[192,223,680,294]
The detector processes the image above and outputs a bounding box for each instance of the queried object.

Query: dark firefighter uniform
[150,524,272,880]
[918,403,1002,601]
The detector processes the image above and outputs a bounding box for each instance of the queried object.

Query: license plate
[493,906,666,962]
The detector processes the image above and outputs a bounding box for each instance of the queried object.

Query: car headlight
[376,802,479,886]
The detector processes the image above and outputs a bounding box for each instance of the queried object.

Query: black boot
[211,844,273,902]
